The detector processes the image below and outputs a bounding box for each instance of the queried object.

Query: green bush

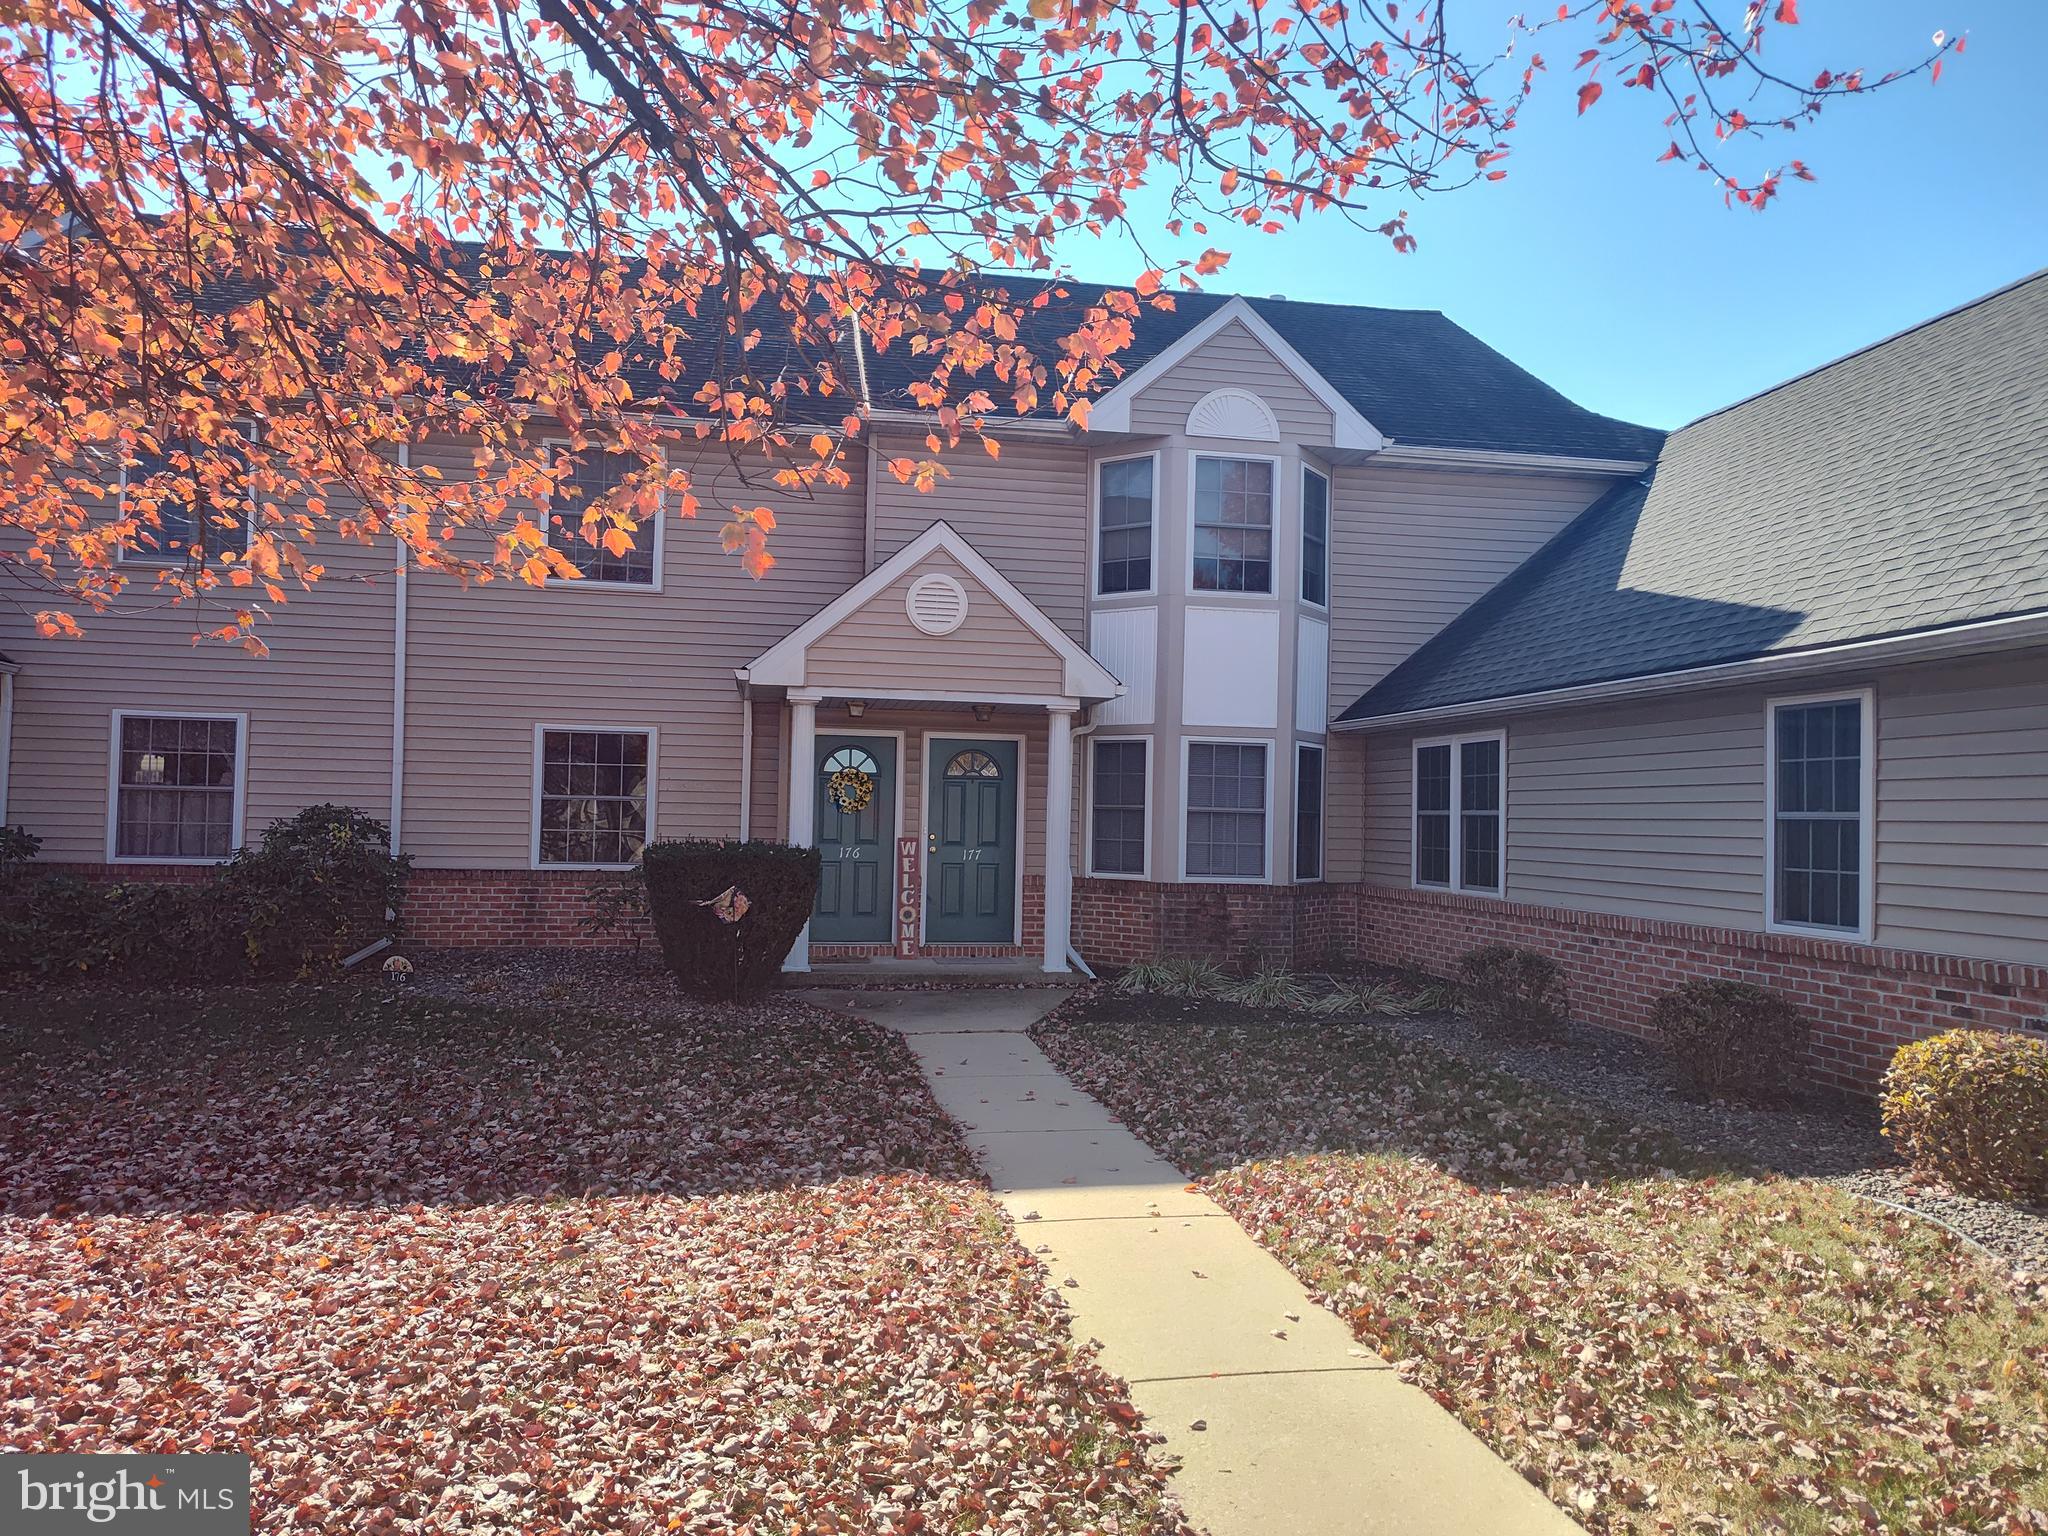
[223,804,409,974]
[0,824,40,874]
[1881,1030,2048,1204]
[1649,978,1809,1101]
[0,805,407,984]
[1457,945,1569,1041]
[642,839,819,1002]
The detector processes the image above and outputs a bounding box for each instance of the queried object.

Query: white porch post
[784,692,819,972]
[1042,705,1076,972]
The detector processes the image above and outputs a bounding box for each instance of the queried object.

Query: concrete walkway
[796,986,1575,1536]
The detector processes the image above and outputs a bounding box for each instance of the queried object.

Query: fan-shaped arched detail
[822,747,878,777]
[945,749,1003,779]
[1186,387,1280,442]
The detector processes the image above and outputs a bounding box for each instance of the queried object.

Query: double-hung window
[1185,741,1269,880]
[1191,456,1273,594]
[109,712,245,862]
[1294,743,1325,882]
[118,428,254,565]
[1300,467,1330,607]
[535,727,654,867]
[1088,738,1149,877]
[1095,456,1154,595]
[544,444,660,586]
[1767,692,1871,936]
[1413,732,1504,894]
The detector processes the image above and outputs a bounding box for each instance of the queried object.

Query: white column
[1042,705,1076,972]
[784,692,818,973]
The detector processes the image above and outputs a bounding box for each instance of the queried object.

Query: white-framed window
[106,710,247,863]
[1087,736,1150,879]
[1413,730,1505,894]
[1765,689,1874,939]
[532,726,656,868]
[116,426,256,566]
[1094,453,1157,597]
[1294,742,1324,882]
[1183,738,1270,882]
[541,441,663,588]
[1300,466,1330,608]
[1189,454,1275,595]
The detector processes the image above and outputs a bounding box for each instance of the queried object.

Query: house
[1,269,2041,1091]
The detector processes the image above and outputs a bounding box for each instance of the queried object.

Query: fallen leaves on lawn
[0,987,1191,1534]
[1034,994,2048,1536]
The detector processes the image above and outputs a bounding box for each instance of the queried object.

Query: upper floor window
[1300,467,1329,607]
[1414,732,1504,894]
[118,429,253,565]
[535,727,653,867]
[1191,455,1273,594]
[110,712,244,862]
[1767,692,1870,936]
[544,445,660,586]
[1096,456,1154,595]
[1186,739,1268,881]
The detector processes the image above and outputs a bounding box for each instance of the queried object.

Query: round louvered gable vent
[905,571,969,636]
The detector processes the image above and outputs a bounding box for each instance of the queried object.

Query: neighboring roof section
[859,277,1662,462]
[1341,269,2048,724]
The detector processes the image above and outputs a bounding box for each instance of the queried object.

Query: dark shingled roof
[1340,269,2048,723]
[859,279,1662,461]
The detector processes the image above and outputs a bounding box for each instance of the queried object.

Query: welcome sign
[895,836,920,958]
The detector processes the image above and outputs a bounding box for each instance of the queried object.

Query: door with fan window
[926,737,1018,943]
[812,736,895,943]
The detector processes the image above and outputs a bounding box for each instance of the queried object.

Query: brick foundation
[1071,877,1356,972]
[402,868,656,948]
[1348,883,2048,1095]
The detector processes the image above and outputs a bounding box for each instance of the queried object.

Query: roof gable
[745,521,1122,702]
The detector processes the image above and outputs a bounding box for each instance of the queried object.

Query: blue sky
[1050,1,2046,430]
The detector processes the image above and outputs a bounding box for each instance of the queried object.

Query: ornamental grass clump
[1456,944,1569,1042]
[1881,1029,2048,1204]
[1649,978,1809,1101]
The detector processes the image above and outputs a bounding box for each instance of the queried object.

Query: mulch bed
[0,977,1190,1535]
[1033,990,2048,1536]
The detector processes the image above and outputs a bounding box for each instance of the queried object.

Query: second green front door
[926,737,1018,944]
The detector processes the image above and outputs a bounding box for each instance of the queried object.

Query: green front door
[813,735,896,943]
[926,737,1018,944]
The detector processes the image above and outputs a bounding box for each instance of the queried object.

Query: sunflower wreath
[827,766,875,813]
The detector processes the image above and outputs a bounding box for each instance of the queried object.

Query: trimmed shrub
[1650,978,1809,1101]
[1881,1030,2048,1204]
[0,805,407,984]
[1457,944,1569,1041]
[222,804,409,975]
[0,825,40,874]
[643,839,820,1002]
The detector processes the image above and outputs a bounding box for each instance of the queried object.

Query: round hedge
[1881,1029,2047,1204]
[642,839,821,1002]
[1648,978,1808,1102]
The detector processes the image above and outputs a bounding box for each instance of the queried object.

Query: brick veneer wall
[1350,883,2048,1095]
[1071,877,1355,971]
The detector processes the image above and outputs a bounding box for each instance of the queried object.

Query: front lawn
[0,983,1187,1535]
[1033,992,2048,1536]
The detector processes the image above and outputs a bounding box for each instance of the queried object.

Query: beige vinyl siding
[1327,465,1616,709]
[1356,648,2048,967]
[1508,696,1766,925]
[1323,732,1367,883]
[1876,650,2048,961]
[871,436,1088,642]
[805,550,1066,696]
[1127,320,1333,445]
[3,525,397,862]
[402,439,867,868]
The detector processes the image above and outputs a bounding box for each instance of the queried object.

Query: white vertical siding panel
[1296,616,1329,733]
[1089,607,1157,726]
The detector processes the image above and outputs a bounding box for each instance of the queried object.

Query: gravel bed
[1378,1005,2048,1277]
